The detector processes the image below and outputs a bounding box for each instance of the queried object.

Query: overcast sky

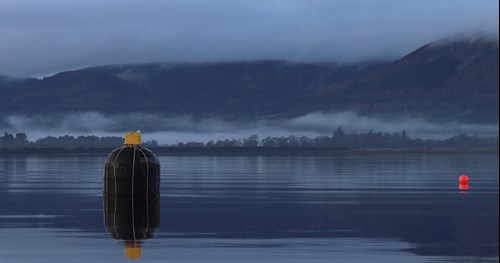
[0,0,498,77]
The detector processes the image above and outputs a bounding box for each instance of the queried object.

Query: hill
[310,37,499,123]
[0,37,498,123]
[0,61,385,118]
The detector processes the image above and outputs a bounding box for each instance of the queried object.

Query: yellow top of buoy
[124,130,141,145]
[124,243,141,260]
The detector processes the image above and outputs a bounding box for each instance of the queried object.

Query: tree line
[0,132,159,149]
[174,128,498,149]
[1,128,497,149]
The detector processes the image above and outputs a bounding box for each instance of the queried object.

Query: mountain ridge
[306,37,499,122]
[0,37,498,124]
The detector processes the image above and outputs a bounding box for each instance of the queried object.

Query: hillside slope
[310,37,499,122]
[0,37,498,123]
[0,61,384,117]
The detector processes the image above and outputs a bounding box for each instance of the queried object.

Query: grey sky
[0,0,498,77]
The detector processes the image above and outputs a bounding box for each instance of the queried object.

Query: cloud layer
[0,0,498,77]
[2,111,498,144]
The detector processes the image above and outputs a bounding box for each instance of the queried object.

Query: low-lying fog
[2,111,498,144]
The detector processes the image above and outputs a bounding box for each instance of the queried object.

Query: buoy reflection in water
[103,194,159,259]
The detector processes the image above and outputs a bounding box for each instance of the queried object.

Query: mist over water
[2,111,498,144]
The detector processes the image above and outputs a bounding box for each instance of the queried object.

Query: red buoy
[459,175,468,184]
[459,174,469,190]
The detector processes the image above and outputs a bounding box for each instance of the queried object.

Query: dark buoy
[104,130,160,197]
[459,174,469,190]
[103,131,160,260]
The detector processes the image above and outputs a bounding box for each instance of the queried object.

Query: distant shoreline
[0,147,498,155]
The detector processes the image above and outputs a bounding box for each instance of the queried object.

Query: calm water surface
[0,153,498,262]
